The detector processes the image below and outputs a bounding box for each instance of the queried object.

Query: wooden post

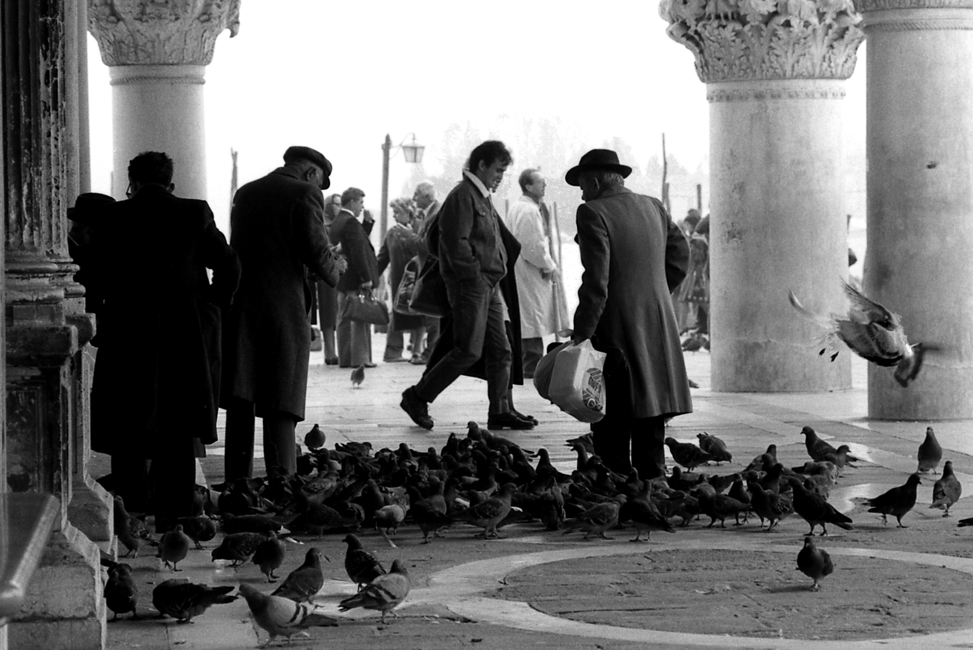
[697,183,703,213]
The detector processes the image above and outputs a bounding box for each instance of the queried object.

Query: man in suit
[411,180,442,364]
[400,140,534,431]
[330,187,379,368]
[222,146,346,480]
[566,149,692,479]
[89,151,241,530]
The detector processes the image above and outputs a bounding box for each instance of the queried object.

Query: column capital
[660,0,865,83]
[88,0,241,66]
[853,0,973,30]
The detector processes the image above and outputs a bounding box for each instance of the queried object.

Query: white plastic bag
[547,339,607,423]
[533,341,572,401]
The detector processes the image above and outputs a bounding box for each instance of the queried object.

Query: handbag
[408,255,448,318]
[342,289,390,326]
[393,256,420,315]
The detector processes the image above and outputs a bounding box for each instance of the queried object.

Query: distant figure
[504,168,569,378]
[377,197,425,362]
[316,193,343,365]
[566,148,692,478]
[222,146,346,480]
[331,187,380,369]
[89,151,240,530]
[400,140,533,431]
[411,181,442,364]
[679,208,701,236]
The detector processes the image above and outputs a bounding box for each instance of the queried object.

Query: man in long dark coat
[222,146,346,479]
[566,149,692,479]
[89,151,240,530]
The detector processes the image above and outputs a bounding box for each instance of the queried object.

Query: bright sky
[86,0,867,236]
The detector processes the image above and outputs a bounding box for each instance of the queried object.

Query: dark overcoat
[331,210,379,293]
[377,223,425,331]
[573,185,692,419]
[89,186,241,457]
[222,167,343,420]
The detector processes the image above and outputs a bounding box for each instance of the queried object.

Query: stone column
[87,0,241,201]
[661,0,865,391]
[855,0,973,419]
[3,1,106,648]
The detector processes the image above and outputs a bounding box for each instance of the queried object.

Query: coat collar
[590,185,631,202]
[462,170,491,198]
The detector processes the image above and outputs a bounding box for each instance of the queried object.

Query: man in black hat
[566,148,692,479]
[221,146,347,479]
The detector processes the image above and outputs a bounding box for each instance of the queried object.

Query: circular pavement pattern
[420,538,973,649]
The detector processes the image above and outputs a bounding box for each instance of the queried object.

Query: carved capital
[660,0,865,82]
[853,0,973,30]
[88,0,241,66]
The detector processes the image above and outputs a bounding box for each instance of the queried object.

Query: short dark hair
[468,140,512,174]
[128,151,174,186]
[518,168,540,193]
[341,187,365,206]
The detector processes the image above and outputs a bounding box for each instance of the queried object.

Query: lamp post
[380,133,425,239]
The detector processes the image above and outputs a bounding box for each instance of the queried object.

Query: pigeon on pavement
[152,579,237,623]
[221,513,283,536]
[338,558,411,623]
[748,481,793,531]
[351,364,366,388]
[562,498,623,540]
[697,433,732,465]
[664,437,713,471]
[211,532,267,566]
[917,426,943,474]
[455,483,516,539]
[113,496,155,558]
[930,460,962,517]
[240,583,338,646]
[801,426,839,463]
[343,534,386,590]
[796,536,834,591]
[789,477,853,536]
[868,473,921,527]
[158,524,191,571]
[252,531,286,582]
[304,423,326,450]
[271,547,325,603]
[619,497,674,542]
[175,516,217,549]
[104,562,138,621]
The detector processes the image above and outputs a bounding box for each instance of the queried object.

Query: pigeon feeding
[788,280,935,387]
[152,579,237,623]
[696,432,732,465]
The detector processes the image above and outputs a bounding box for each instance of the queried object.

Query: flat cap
[283,146,332,189]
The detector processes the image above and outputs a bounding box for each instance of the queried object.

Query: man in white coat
[504,168,569,377]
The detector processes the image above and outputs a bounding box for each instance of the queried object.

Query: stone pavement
[98,338,973,650]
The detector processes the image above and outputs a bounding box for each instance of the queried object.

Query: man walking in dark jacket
[400,140,533,431]
[222,146,346,479]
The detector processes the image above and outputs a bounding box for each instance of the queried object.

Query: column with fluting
[856,0,973,419]
[87,0,241,200]
[661,0,865,391]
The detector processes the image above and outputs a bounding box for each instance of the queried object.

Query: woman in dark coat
[316,193,342,364]
[377,197,426,361]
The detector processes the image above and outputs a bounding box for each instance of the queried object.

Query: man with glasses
[222,146,346,479]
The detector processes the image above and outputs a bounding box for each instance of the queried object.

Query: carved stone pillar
[88,0,241,201]
[3,1,106,648]
[661,0,865,391]
[855,0,973,419]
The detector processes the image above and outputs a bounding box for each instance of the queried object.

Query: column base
[8,523,106,650]
[68,474,115,556]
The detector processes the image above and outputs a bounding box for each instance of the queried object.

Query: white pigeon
[239,583,338,647]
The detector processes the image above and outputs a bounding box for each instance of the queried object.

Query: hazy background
[86,0,867,271]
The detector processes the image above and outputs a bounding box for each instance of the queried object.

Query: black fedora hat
[67,192,116,225]
[565,149,633,187]
[284,146,333,189]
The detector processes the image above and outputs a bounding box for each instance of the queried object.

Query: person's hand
[361,281,373,291]
[335,256,348,274]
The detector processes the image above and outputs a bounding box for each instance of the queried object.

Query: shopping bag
[341,289,390,326]
[393,256,420,315]
[548,339,607,423]
[409,255,448,318]
[533,341,572,401]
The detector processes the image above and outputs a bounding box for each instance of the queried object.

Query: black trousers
[111,436,196,528]
[224,397,298,480]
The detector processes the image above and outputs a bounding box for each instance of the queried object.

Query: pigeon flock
[101,419,967,644]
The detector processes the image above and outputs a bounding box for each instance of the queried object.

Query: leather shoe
[400,387,434,430]
[385,357,409,363]
[511,409,539,426]
[324,357,339,366]
[487,412,535,430]
[409,356,427,366]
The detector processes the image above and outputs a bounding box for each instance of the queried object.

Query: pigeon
[867,473,921,527]
[221,513,283,536]
[916,426,943,474]
[338,559,411,623]
[351,364,365,388]
[113,496,155,558]
[796,536,834,591]
[745,444,778,473]
[152,578,237,623]
[304,423,326,450]
[373,503,407,535]
[930,460,962,517]
[800,426,839,463]
[158,524,191,571]
[748,481,793,531]
[252,531,286,582]
[104,562,138,621]
[405,486,453,543]
[343,534,386,590]
[239,583,338,646]
[619,497,674,542]
[788,280,934,387]
[454,482,516,539]
[561,498,623,540]
[789,477,853,536]
[821,445,859,471]
[664,437,713,471]
[175,516,217,549]
[697,492,749,528]
[211,532,267,566]
[696,433,732,465]
[271,547,324,603]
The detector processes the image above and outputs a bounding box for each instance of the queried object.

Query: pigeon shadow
[765,583,814,594]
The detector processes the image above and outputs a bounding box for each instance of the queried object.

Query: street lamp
[380,133,425,239]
